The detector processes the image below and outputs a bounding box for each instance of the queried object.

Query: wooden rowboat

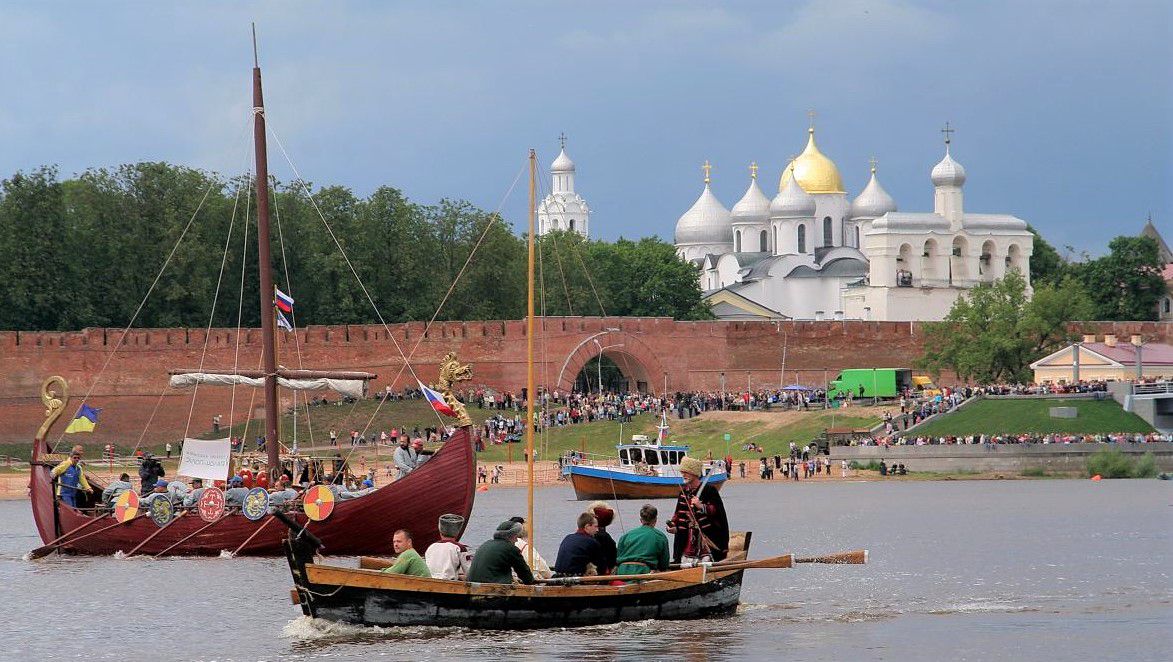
[280,511,753,629]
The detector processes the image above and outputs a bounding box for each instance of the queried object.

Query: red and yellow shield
[114,490,139,523]
[303,485,335,522]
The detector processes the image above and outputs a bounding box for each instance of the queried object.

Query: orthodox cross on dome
[749,162,758,180]
[941,122,955,147]
[559,132,567,149]
[702,160,712,184]
[869,156,878,174]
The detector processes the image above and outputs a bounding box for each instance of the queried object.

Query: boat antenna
[525,149,537,568]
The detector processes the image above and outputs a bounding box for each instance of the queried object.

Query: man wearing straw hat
[425,514,472,580]
[667,456,729,565]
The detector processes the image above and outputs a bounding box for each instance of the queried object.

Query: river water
[2,479,1169,661]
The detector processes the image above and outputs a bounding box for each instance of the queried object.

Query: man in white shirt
[425,514,471,580]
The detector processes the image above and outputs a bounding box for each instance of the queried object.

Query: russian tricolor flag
[418,380,457,417]
[274,286,294,314]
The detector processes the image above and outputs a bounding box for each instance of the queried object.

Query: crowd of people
[383,454,727,583]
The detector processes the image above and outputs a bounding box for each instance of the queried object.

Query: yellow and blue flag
[64,404,101,434]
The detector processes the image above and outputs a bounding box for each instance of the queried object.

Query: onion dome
[769,164,816,218]
[675,182,733,245]
[551,147,575,172]
[730,166,771,223]
[930,145,966,187]
[778,127,845,194]
[850,163,898,219]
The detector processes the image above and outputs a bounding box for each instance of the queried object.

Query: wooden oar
[27,514,111,560]
[543,550,869,585]
[28,513,143,559]
[229,515,276,557]
[152,513,231,558]
[124,511,188,558]
[538,565,707,585]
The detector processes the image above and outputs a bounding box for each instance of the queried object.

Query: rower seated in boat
[466,520,535,585]
[553,512,606,577]
[182,478,206,507]
[224,476,249,506]
[588,502,618,575]
[615,504,670,576]
[142,480,173,507]
[425,514,472,580]
[102,472,134,507]
[381,530,431,577]
[510,516,552,580]
[267,476,299,506]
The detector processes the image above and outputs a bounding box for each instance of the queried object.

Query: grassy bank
[5,400,880,464]
[911,397,1153,437]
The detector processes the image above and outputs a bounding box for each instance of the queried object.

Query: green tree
[919,271,1093,383]
[1071,235,1166,320]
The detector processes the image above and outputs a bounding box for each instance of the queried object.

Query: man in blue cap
[225,475,249,507]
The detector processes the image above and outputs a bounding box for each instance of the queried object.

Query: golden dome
[779,128,845,194]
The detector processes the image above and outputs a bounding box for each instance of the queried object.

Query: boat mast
[251,25,281,479]
[525,149,537,566]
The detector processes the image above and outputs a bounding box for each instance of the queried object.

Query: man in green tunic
[467,520,536,584]
[382,529,431,577]
[615,504,671,576]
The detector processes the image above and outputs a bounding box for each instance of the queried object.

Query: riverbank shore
[0,461,1085,500]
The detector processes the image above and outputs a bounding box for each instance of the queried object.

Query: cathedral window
[735,230,742,252]
[772,225,778,252]
[760,230,768,252]
[797,225,806,253]
[570,219,575,231]
[823,217,833,247]
[854,226,860,248]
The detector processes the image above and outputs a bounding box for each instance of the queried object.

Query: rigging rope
[229,171,254,444]
[272,176,316,449]
[264,122,445,430]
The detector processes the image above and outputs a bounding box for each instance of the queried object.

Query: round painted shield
[197,487,225,523]
[302,485,335,522]
[242,487,270,521]
[149,497,175,527]
[114,490,139,523]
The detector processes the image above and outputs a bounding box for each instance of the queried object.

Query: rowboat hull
[283,528,751,629]
[29,426,476,557]
[565,465,727,500]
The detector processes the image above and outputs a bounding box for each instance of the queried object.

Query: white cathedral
[673,125,1035,321]
[537,136,590,237]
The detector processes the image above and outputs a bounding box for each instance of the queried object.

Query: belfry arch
[554,330,667,395]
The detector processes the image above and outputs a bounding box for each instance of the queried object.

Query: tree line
[0,162,710,332]
[922,231,1168,383]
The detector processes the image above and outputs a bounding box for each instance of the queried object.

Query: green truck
[827,368,913,400]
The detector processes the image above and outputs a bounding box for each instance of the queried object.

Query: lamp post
[593,339,603,397]
[720,372,725,410]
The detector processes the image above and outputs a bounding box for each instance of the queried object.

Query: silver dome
[931,148,966,187]
[850,169,897,219]
[731,177,771,224]
[675,184,733,244]
[769,172,816,218]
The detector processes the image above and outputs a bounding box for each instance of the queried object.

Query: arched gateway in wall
[554,329,667,395]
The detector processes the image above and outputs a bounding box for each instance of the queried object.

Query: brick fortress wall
[1,318,1167,445]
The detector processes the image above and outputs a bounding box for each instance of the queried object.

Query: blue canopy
[782,384,811,391]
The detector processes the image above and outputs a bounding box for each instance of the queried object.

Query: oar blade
[797,549,868,565]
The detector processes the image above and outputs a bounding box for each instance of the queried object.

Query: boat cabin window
[629,448,643,464]
[645,450,659,466]
[619,448,630,464]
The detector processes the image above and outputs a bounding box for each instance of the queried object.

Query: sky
[0,1,1169,256]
